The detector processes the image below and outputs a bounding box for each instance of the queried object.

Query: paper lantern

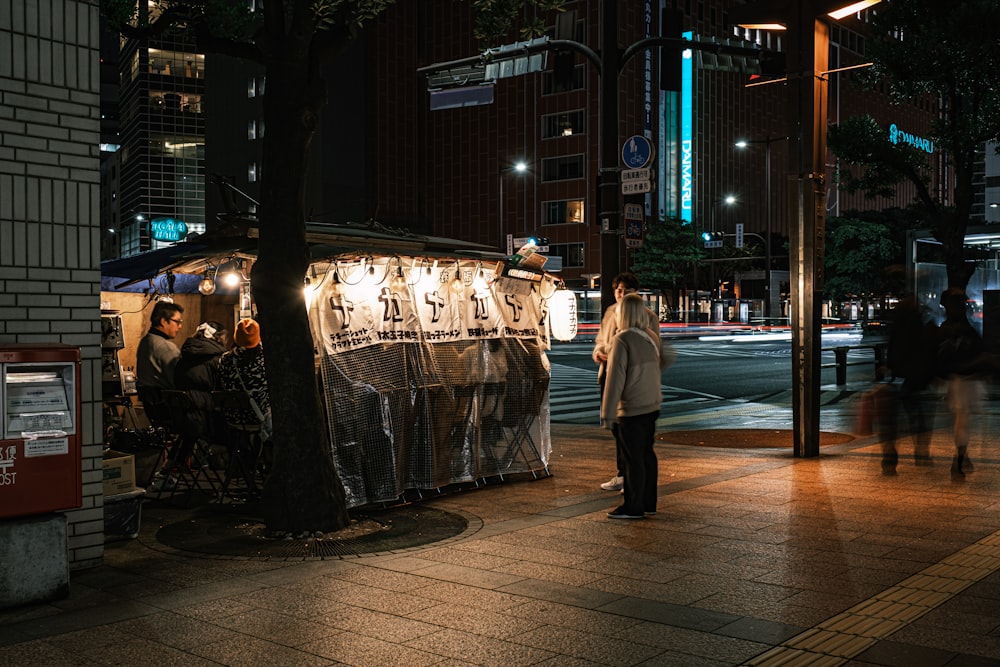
[548,289,578,341]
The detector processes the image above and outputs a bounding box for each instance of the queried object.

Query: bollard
[835,347,848,386]
[874,344,886,381]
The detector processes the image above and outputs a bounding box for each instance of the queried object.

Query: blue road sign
[622,135,653,168]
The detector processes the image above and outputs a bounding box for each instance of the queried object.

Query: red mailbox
[0,345,82,519]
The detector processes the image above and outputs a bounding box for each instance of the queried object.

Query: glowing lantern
[548,289,578,341]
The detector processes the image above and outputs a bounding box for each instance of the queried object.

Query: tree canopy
[828,0,1000,291]
[822,216,900,302]
[103,0,565,534]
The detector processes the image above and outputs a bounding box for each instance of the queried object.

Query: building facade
[0,0,104,569]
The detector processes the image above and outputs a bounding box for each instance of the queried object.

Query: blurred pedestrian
[935,288,985,480]
[600,294,663,520]
[880,296,938,474]
[593,272,659,492]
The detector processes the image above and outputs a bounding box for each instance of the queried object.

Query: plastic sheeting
[319,338,551,507]
[309,257,555,508]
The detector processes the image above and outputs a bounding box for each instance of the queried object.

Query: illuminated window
[542,110,585,138]
[543,199,585,225]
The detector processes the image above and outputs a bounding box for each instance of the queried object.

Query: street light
[733,0,884,458]
[736,136,789,318]
[498,161,528,252]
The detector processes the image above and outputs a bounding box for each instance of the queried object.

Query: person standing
[600,294,663,519]
[135,301,185,404]
[593,272,659,491]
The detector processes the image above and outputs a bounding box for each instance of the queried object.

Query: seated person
[174,321,230,444]
[219,318,272,441]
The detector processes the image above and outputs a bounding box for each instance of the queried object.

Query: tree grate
[150,505,473,560]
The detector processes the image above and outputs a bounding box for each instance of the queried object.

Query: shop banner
[310,258,535,355]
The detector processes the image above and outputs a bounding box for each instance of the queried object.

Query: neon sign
[680,31,693,223]
[888,123,934,154]
[149,218,188,242]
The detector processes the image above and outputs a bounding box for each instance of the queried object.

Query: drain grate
[152,505,473,559]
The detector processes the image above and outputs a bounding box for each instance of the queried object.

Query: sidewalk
[1,395,999,666]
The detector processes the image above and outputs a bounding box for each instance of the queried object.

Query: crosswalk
[547,363,717,424]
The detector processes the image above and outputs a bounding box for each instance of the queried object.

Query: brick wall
[0,0,104,568]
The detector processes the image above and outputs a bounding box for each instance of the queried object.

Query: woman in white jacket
[600,293,663,519]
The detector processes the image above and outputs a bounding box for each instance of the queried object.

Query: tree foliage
[102,0,564,534]
[630,217,703,299]
[827,0,1000,290]
[822,216,900,302]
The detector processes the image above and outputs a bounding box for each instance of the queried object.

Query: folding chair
[211,390,266,501]
[153,390,224,500]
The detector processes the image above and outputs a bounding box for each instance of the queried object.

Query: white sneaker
[600,475,624,491]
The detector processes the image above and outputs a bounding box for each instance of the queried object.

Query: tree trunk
[252,58,349,534]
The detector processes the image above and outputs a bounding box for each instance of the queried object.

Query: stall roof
[101,219,503,288]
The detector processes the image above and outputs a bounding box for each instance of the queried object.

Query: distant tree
[630,217,703,317]
[823,216,900,311]
[102,0,565,534]
[828,0,1000,291]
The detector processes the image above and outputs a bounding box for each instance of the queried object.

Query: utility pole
[598,0,621,313]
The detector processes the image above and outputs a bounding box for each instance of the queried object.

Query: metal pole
[498,173,504,251]
[786,7,828,458]
[598,0,621,313]
[765,138,772,318]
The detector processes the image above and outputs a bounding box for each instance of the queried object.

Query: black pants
[618,410,660,514]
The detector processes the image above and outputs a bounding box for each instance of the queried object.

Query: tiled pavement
[2,392,1000,666]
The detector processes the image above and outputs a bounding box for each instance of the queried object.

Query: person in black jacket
[174,321,230,444]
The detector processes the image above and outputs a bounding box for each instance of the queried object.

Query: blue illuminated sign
[888,123,934,154]
[680,31,694,223]
[149,218,188,242]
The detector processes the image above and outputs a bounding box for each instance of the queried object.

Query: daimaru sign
[888,123,934,154]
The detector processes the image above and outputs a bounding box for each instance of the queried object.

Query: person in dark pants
[592,272,659,492]
[600,294,663,519]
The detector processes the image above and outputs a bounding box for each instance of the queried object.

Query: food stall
[101,222,578,507]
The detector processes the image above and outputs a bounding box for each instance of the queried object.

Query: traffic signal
[749,50,786,83]
[528,236,549,248]
[702,231,724,248]
[660,9,683,91]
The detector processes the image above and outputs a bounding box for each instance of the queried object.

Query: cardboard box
[102,449,136,496]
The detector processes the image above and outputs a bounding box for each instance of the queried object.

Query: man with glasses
[593,273,660,491]
[136,300,185,398]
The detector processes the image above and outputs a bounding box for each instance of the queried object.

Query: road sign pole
[598,0,620,314]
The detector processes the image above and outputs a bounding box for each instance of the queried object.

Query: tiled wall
[0,0,104,568]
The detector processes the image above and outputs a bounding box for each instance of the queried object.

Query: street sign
[623,203,643,220]
[621,168,654,182]
[735,223,744,249]
[704,240,723,249]
[624,219,644,249]
[621,135,654,168]
[621,180,652,195]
